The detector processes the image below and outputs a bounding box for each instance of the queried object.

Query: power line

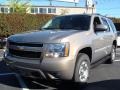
[97,7,120,11]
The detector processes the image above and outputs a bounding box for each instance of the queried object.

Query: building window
[48,8,56,13]
[31,8,38,14]
[31,8,34,13]
[1,7,9,13]
[39,8,47,14]
[10,8,14,13]
[35,8,38,13]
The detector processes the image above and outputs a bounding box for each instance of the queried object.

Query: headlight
[4,40,9,57]
[45,43,69,58]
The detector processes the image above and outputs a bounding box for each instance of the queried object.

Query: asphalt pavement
[1,48,120,90]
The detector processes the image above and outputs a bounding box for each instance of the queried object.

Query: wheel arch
[76,47,92,62]
[113,40,117,48]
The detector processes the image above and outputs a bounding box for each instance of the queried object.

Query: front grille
[9,48,41,58]
[9,41,43,47]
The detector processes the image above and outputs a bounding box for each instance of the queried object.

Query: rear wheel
[106,45,116,64]
[74,53,90,84]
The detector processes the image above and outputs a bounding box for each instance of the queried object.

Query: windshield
[42,15,91,30]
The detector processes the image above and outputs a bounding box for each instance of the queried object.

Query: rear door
[101,17,114,54]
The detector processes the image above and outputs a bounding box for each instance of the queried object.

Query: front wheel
[74,53,90,83]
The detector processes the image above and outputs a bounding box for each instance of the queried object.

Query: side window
[101,18,110,31]
[93,17,101,32]
[108,19,117,33]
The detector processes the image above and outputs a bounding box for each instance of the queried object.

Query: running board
[91,55,110,69]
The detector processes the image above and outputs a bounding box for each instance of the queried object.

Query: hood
[8,30,80,43]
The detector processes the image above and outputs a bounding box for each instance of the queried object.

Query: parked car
[117,31,120,46]
[0,38,7,49]
[3,14,117,84]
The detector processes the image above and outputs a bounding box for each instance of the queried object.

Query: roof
[31,5,93,9]
[56,13,106,18]
[55,14,92,17]
[0,4,94,9]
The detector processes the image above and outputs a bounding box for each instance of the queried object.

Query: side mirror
[95,24,108,32]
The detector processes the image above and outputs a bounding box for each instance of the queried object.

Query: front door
[92,16,107,63]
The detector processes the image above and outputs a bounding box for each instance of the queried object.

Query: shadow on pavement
[0,75,21,89]
[56,79,120,90]
[0,60,12,73]
[0,61,21,89]
[23,79,120,90]
[84,79,120,90]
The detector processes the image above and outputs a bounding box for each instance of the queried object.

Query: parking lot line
[15,74,29,90]
[32,81,56,89]
[0,57,3,59]
[0,73,15,76]
[114,59,120,62]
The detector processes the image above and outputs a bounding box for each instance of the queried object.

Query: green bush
[0,13,55,37]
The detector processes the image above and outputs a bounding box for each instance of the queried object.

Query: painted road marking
[0,73,29,90]
[114,59,120,62]
[0,57,3,59]
[32,81,56,89]
[15,74,29,90]
[0,73,15,76]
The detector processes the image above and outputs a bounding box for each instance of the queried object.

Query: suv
[4,14,117,83]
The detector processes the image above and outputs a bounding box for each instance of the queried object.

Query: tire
[106,45,116,64]
[74,53,90,83]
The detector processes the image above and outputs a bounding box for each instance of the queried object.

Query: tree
[7,0,31,13]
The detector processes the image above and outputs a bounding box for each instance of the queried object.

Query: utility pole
[85,0,88,14]
[49,0,52,6]
[75,2,77,7]
[92,4,94,14]
[92,1,97,14]
[85,0,94,14]
[74,0,77,7]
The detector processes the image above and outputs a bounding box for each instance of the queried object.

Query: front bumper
[3,55,75,80]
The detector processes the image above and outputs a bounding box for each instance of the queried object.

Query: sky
[0,0,120,18]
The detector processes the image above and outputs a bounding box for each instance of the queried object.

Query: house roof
[0,4,93,9]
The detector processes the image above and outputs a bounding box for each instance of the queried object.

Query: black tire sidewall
[111,45,116,63]
[74,53,90,83]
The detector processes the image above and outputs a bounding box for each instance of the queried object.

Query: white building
[0,5,96,15]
